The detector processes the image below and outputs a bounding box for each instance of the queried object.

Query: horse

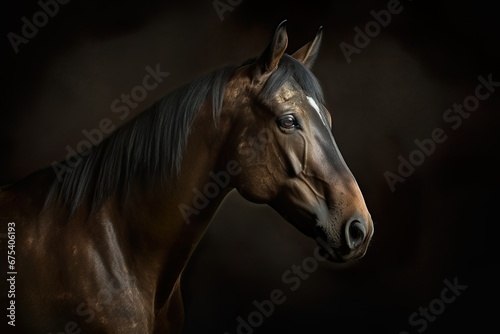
[0,21,373,333]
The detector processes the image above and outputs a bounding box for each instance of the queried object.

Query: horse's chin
[268,201,346,263]
[313,225,346,263]
[286,216,348,264]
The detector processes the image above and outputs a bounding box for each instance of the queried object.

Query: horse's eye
[277,115,299,129]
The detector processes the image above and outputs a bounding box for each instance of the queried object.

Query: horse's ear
[258,20,288,73]
[291,26,323,69]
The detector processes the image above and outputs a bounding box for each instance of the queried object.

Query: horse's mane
[46,54,324,215]
[47,65,235,214]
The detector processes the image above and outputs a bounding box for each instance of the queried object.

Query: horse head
[225,21,374,262]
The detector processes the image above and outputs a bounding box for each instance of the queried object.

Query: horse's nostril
[345,220,366,250]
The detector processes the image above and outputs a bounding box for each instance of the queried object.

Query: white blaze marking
[306,96,320,113]
[306,96,329,129]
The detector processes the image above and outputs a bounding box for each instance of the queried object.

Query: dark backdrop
[2,0,499,333]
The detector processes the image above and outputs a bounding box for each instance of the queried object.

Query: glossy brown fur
[0,22,373,333]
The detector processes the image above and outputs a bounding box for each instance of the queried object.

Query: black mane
[47,66,235,214]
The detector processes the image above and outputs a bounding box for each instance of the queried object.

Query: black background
[2,0,499,333]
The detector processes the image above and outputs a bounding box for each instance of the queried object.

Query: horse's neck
[121,102,232,290]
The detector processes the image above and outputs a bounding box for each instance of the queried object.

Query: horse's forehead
[263,80,329,127]
[272,82,328,122]
[274,81,303,103]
